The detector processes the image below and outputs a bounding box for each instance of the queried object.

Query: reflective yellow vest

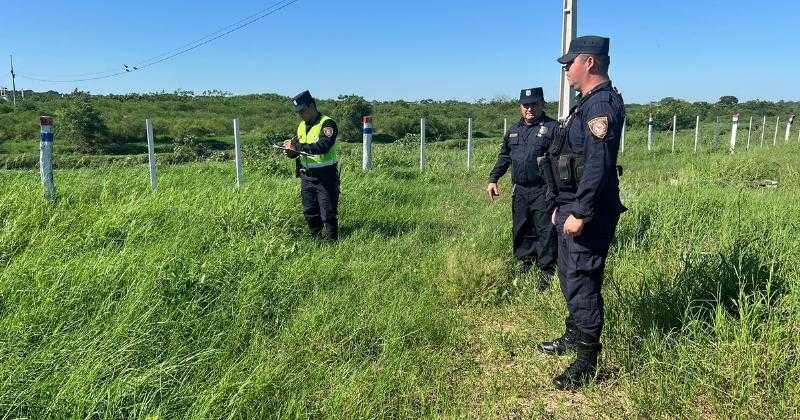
[297,115,338,168]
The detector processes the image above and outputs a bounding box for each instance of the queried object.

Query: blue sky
[3,0,799,103]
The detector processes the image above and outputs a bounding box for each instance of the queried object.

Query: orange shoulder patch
[588,116,609,140]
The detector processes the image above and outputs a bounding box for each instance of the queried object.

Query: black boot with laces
[538,318,578,356]
[552,340,601,390]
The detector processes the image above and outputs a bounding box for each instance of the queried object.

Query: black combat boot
[536,268,555,292]
[520,260,534,275]
[308,224,323,239]
[538,317,578,356]
[321,223,338,242]
[552,339,601,391]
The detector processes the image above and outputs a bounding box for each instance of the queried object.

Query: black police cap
[292,90,315,112]
[557,36,610,64]
[519,87,544,105]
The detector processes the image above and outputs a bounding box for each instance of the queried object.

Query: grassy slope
[1,138,799,418]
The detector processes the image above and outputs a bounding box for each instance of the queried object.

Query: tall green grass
[2,139,799,417]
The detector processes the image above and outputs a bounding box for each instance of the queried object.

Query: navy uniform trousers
[553,204,620,339]
[512,184,556,271]
[300,166,340,239]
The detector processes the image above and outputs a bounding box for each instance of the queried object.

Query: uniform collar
[519,113,549,127]
[577,80,612,105]
[305,113,322,126]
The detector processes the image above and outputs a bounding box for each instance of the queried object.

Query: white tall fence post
[729,113,739,154]
[503,118,508,136]
[558,0,577,120]
[671,114,677,152]
[786,113,796,143]
[773,116,780,146]
[362,116,373,171]
[233,118,243,188]
[647,114,653,152]
[714,117,720,150]
[620,116,626,155]
[747,116,753,150]
[466,117,473,170]
[761,115,766,147]
[39,116,56,202]
[693,115,700,153]
[420,118,427,171]
[145,119,157,190]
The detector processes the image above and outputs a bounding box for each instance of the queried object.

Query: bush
[169,120,215,140]
[329,95,373,143]
[172,134,209,162]
[55,91,109,154]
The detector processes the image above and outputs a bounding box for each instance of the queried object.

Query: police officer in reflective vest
[283,90,340,241]
[537,36,627,390]
[487,88,559,291]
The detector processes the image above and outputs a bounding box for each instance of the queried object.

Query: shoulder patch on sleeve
[588,116,609,140]
[509,133,519,138]
[323,126,334,138]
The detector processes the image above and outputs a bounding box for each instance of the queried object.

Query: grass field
[2,134,799,418]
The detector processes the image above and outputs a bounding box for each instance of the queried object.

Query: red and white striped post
[362,116,373,171]
[39,116,56,202]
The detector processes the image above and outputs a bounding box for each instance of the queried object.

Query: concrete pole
[39,116,56,202]
[714,117,720,150]
[693,115,700,153]
[420,118,427,171]
[233,118,244,187]
[746,116,753,150]
[647,114,653,152]
[10,55,17,108]
[145,119,157,190]
[362,116,373,171]
[760,115,766,147]
[557,0,577,121]
[466,117,473,170]
[785,113,795,143]
[620,116,626,155]
[503,118,508,136]
[729,113,739,154]
[671,114,677,152]
[773,116,780,146]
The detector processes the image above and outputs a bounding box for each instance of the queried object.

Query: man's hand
[486,183,500,201]
[563,214,585,237]
[283,138,298,151]
[282,138,299,157]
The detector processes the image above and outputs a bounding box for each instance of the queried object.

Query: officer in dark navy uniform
[283,90,341,241]
[487,87,559,291]
[537,36,626,390]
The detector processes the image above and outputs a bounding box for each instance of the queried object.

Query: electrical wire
[16,0,299,83]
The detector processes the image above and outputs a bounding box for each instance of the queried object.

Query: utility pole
[10,55,17,107]
[558,0,577,121]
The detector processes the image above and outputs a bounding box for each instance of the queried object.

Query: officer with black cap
[282,90,341,241]
[487,87,559,291]
[537,36,626,390]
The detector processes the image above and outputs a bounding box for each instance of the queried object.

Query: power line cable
[16,0,299,83]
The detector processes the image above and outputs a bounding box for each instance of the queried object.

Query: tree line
[0,90,796,155]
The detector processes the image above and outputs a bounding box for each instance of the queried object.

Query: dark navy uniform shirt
[555,81,625,221]
[489,114,559,187]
